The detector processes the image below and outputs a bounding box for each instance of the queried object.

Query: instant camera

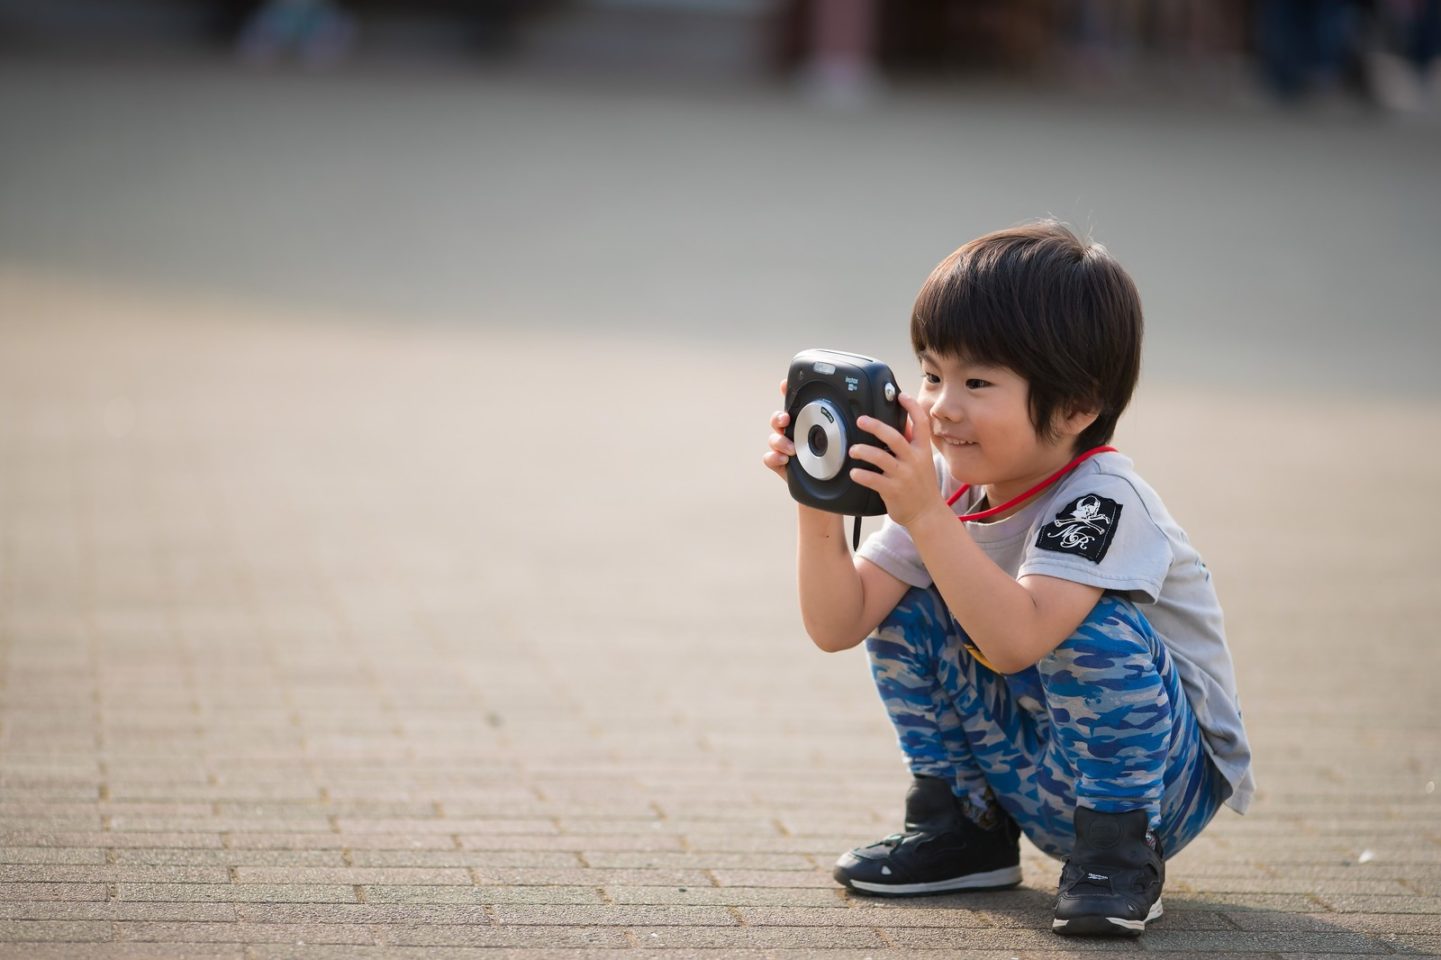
[784,349,905,520]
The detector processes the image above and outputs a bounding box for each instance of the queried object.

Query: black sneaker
[833,776,1022,896]
[1053,807,1165,936]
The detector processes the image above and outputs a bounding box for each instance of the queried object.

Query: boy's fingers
[769,432,795,456]
[856,414,906,452]
[896,393,930,446]
[778,378,788,398]
[848,466,879,490]
[849,443,898,475]
[893,392,928,441]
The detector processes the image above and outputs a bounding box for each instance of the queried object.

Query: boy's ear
[1055,404,1100,441]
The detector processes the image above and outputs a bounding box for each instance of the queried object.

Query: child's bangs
[909,259,1019,370]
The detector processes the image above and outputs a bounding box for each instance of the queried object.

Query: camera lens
[807,424,828,457]
[792,397,847,481]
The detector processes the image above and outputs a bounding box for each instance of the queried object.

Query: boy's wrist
[905,500,957,541]
[797,504,843,533]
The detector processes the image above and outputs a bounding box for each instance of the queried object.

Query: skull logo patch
[1035,494,1122,563]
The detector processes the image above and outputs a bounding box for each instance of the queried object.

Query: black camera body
[785,348,905,516]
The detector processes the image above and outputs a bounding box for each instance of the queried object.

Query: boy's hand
[762,379,795,480]
[848,393,947,528]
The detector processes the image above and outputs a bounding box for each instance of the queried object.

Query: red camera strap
[945,445,1118,522]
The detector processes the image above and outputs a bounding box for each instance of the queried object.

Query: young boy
[762,221,1253,937]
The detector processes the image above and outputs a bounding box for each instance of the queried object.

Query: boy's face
[916,350,1080,504]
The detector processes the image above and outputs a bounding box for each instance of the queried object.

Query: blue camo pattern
[866,587,1226,860]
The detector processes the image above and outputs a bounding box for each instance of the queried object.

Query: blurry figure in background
[1065,0,1153,82]
[236,0,358,68]
[1253,0,1362,104]
[1362,0,1441,112]
[796,0,881,108]
[1061,0,1247,93]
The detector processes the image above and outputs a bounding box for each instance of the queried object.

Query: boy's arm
[767,393,910,652]
[848,395,1102,674]
[905,508,1101,672]
[795,506,911,652]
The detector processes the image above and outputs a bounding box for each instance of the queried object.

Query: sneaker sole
[840,865,1023,897]
[1052,898,1163,937]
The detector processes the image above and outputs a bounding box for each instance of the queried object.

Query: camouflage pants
[867,587,1227,860]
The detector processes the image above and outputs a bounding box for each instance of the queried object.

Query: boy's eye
[921,372,941,385]
[965,378,990,389]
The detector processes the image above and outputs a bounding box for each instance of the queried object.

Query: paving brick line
[233,904,493,925]
[111,921,377,945]
[363,885,606,906]
[376,927,628,949]
[1314,895,1441,915]
[458,835,692,854]
[232,868,473,885]
[1178,879,1414,897]
[0,831,227,850]
[0,847,108,865]
[602,887,844,908]
[622,926,888,950]
[580,852,814,871]
[222,833,459,851]
[471,868,717,887]
[231,949,1162,960]
[708,870,835,889]
[110,849,349,867]
[0,948,1182,960]
[0,947,244,960]
[1219,911,1441,934]
[0,902,239,922]
[113,883,360,904]
[363,948,1297,960]
[0,882,107,902]
[0,865,230,884]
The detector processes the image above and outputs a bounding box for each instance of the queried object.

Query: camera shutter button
[884,382,897,402]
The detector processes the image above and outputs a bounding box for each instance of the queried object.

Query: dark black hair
[910,220,1143,453]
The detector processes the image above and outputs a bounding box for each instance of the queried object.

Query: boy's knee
[868,586,950,644]
[865,586,960,674]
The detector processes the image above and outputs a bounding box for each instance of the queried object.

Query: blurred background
[2,0,1440,388]
[0,3,1438,949]
[3,0,1441,107]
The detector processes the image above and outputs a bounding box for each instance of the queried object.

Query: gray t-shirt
[856,450,1255,814]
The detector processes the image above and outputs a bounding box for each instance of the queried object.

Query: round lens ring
[792,398,847,481]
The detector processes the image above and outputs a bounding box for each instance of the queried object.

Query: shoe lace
[868,830,927,852]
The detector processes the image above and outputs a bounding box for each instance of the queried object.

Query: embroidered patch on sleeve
[1035,494,1122,563]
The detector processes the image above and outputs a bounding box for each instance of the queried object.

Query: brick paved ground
[1,58,1439,958]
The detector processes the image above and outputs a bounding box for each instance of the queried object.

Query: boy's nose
[929,394,962,422]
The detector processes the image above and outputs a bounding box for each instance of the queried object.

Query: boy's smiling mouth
[934,432,976,447]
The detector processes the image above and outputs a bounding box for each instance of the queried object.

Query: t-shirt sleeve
[855,515,932,588]
[1018,473,1172,602]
